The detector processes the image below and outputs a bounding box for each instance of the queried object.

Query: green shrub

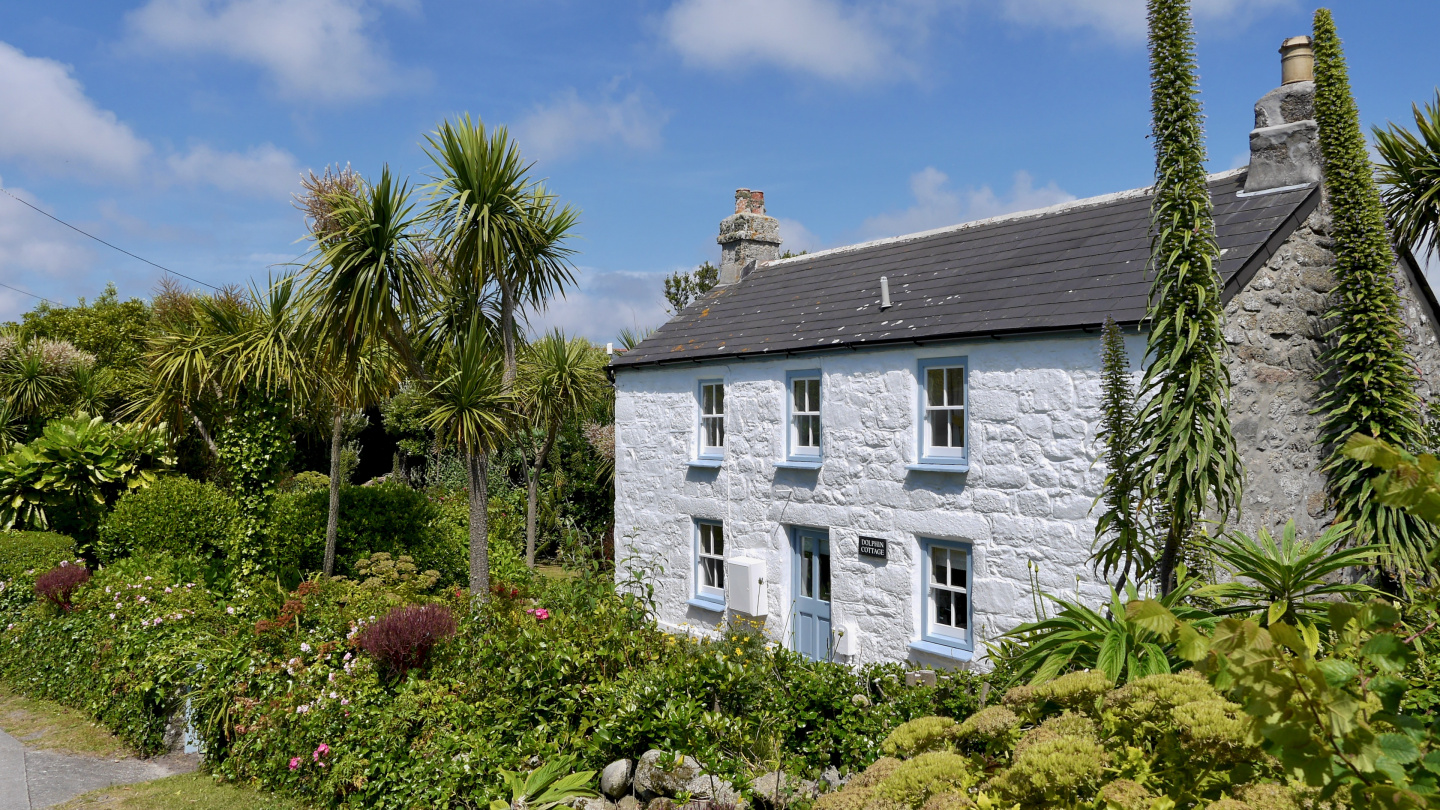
[881,716,957,758]
[280,471,329,493]
[873,751,978,808]
[266,483,462,582]
[0,531,75,580]
[97,476,240,564]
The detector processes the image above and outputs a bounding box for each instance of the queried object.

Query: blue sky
[0,0,1434,342]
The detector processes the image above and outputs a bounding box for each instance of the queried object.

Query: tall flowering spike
[1311,9,1432,580]
[1133,0,1242,594]
[1092,317,1150,589]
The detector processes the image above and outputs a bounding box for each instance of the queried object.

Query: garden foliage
[1132,0,1242,593]
[0,415,172,539]
[1375,90,1440,261]
[0,531,74,581]
[1310,8,1433,579]
[1092,317,1149,590]
[97,475,241,565]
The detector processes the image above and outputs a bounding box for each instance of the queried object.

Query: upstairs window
[699,380,725,458]
[918,358,967,465]
[923,540,971,648]
[788,372,821,460]
[696,520,725,602]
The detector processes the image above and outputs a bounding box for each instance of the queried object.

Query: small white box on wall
[726,558,767,616]
[835,622,860,656]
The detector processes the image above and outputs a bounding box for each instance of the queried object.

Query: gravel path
[0,729,198,809]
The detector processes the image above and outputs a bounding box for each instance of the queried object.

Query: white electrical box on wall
[835,622,860,656]
[726,558,767,616]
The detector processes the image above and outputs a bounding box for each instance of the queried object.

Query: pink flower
[289,757,301,770]
[313,743,330,761]
[531,608,551,620]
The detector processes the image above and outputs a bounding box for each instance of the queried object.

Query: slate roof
[612,169,1320,370]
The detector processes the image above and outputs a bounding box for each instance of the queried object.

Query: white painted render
[613,331,1147,668]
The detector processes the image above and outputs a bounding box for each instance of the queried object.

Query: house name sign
[858,536,887,560]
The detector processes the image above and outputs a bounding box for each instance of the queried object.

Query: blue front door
[791,528,832,660]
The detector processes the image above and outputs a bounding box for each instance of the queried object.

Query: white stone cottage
[609,38,1440,668]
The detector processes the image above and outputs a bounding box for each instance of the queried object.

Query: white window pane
[930,413,948,448]
[927,369,944,407]
[946,369,964,407]
[950,409,966,449]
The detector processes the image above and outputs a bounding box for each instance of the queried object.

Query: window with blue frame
[787,371,822,461]
[922,538,971,649]
[698,380,725,458]
[917,357,967,466]
[694,519,726,607]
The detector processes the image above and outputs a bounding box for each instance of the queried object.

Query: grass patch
[0,683,135,758]
[54,773,302,809]
[535,563,579,581]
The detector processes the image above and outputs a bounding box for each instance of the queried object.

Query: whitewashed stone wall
[613,333,1144,667]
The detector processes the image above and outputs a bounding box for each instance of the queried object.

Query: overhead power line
[0,280,55,306]
[0,185,223,292]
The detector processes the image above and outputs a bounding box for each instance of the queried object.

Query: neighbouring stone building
[609,37,1440,667]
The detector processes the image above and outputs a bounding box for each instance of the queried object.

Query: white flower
[109,613,115,620]
[296,705,309,714]
[144,576,152,581]
[328,672,337,682]
[105,587,112,594]
[329,691,338,699]
[340,699,350,706]
[342,652,352,662]
[164,587,172,593]
[300,642,312,653]
[226,607,236,615]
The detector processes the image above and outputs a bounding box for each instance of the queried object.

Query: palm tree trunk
[525,421,558,569]
[468,450,490,596]
[500,280,517,389]
[323,411,343,577]
[187,407,220,459]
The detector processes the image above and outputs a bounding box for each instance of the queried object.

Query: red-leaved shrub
[34,563,90,611]
[356,604,457,677]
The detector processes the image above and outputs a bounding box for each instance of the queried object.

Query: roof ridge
[766,168,1249,268]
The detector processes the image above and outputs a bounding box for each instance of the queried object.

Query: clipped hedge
[0,531,76,581]
[96,476,240,564]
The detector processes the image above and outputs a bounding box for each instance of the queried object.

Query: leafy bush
[881,716,958,758]
[34,563,90,610]
[97,476,240,564]
[0,552,226,754]
[0,531,74,581]
[280,471,329,493]
[266,482,464,582]
[0,416,173,539]
[356,604,457,678]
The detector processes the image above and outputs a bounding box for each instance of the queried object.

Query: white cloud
[167,143,302,198]
[125,0,411,102]
[526,268,671,344]
[514,87,670,163]
[999,0,1295,40]
[661,0,899,81]
[860,168,1075,239]
[777,218,823,255]
[0,180,95,322]
[0,42,151,178]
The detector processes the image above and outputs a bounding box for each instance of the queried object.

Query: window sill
[775,459,822,470]
[906,461,969,473]
[908,639,973,661]
[688,458,723,469]
[687,596,726,613]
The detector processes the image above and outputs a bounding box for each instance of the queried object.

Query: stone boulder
[683,773,741,806]
[749,772,817,808]
[602,759,634,799]
[617,797,642,810]
[574,799,617,810]
[634,750,702,801]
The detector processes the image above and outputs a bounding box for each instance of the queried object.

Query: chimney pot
[716,188,782,286]
[1280,36,1314,84]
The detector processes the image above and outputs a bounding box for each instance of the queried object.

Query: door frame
[789,525,833,661]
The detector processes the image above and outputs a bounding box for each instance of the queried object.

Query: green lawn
[0,684,134,758]
[54,774,302,809]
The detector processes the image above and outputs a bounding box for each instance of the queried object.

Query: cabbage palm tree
[1375,92,1440,261]
[298,169,423,576]
[516,331,607,568]
[423,315,514,595]
[424,115,578,386]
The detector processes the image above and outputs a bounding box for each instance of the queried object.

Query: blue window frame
[785,370,822,463]
[915,357,968,469]
[697,379,726,460]
[920,538,972,651]
[689,519,726,611]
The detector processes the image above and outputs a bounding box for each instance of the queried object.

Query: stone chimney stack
[716,189,781,285]
[1244,36,1321,193]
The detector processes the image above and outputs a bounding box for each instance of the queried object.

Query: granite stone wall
[1224,202,1440,540]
